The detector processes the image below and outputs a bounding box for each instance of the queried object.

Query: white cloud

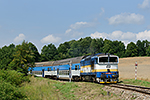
[65,29,72,34]
[70,22,89,30]
[65,21,97,38]
[41,34,61,43]
[91,31,136,41]
[14,33,25,43]
[99,8,105,16]
[65,29,84,38]
[91,30,150,47]
[138,0,150,9]
[136,30,150,40]
[108,13,144,25]
[90,31,108,39]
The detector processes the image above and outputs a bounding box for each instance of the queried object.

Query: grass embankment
[22,77,150,100]
[22,77,120,100]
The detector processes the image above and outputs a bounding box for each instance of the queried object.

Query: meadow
[21,76,150,100]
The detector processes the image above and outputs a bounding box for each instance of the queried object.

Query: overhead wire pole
[69,60,72,82]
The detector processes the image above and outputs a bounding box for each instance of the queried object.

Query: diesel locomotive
[29,53,119,83]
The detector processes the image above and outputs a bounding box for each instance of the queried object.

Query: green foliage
[9,41,35,75]
[1,38,150,72]
[29,42,41,62]
[40,43,58,61]
[0,80,27,100]
[102,40,125,57]
[0,44,15,70]
[125,42,138,57]
[0,70,29,100]
[0,70,30,86]
[136,40,146,56]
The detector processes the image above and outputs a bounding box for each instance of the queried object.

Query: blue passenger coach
[29,53,119,83]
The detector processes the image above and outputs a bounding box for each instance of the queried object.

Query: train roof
[81,53,118,61]
[35,53,119,67]
[35,56,84,67]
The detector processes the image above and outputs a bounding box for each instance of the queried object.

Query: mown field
[119,57,150,81]
[21,76,150,100]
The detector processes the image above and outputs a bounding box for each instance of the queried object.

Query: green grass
[21,77,80,100]
[22,77,150,100]
[121,79,150,87]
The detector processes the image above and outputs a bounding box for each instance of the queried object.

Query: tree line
[1,37,150,73]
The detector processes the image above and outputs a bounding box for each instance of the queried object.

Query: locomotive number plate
[106,65,111,68]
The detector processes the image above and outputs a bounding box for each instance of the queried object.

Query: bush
[0,79,27,100]
[0,69,30,86]
[0,69,30,100]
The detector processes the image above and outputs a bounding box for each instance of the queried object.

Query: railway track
[108,83,150,95]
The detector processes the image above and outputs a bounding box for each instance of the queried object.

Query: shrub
[0,69,30,100]
[0,79,27,100]
[0,69,30,86]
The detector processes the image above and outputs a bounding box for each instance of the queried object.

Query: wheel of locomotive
[81,76,85,81]
[75,77,79,81]
[92,76,96,83]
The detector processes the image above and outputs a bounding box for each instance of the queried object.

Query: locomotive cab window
[99,57,108,62]
[109,57,118,62]
[95,58,98,63]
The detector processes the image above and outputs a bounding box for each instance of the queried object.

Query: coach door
[42,69,44,77]
[91,60,94,70]
[57,68,59,78]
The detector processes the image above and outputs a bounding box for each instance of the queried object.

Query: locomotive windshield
[99,57,118,63]
[109,57,118,62]
[99,57,108,62]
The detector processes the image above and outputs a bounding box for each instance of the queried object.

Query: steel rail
[108,83,150,95]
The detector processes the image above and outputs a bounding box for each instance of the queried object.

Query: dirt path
[118,57,150,81]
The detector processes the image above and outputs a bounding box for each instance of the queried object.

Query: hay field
[118,57,150,81]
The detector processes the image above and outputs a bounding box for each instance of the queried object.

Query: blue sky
[0,0,150,53]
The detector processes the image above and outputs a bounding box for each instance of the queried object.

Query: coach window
[48,68,50,71]
[75,65,77,70]
[77,65,79,70]
[54,67,55,71]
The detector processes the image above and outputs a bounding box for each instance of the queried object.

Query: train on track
[28,53,119,83]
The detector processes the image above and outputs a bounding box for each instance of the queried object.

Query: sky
[0,0,150,53]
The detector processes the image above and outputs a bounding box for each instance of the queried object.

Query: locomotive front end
[95,54,119,83]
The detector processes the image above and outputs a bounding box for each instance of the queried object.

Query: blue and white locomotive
[29,53,119,83]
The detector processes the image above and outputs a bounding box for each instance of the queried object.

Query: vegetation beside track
[121,79,150,87]
[1,74,150,100]
[22,77,123,100]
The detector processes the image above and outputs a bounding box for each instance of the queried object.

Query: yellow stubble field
[118,57,150,81]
